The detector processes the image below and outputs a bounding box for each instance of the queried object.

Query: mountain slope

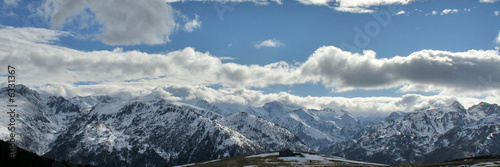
[244,102,361,150]
[0,86,311,167]
[321,101,500,165]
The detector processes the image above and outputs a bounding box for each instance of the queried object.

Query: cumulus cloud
[1,27,500,101]
[40,0,176,45]
[302,46,500,94]
[1,26,499,117]
[395,10,406,15]
[183,14,201,32]
[495,11,499,16]
[441,9,459,15]
[254,38,284,49]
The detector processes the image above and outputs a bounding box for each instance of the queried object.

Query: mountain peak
[196,99,210,105]
[385,111,407,121]
[451,101,466,114]
[468,101,500,115]
[262,101,285,111]
[1,84,42,101]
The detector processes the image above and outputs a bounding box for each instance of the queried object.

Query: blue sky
[1,0,500,115]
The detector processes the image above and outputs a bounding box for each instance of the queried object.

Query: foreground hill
[182,152,500,167]
[178,151,388,167]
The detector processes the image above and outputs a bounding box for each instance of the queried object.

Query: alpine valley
[1,85,499,166]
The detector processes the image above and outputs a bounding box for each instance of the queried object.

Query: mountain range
[1,85,499,166]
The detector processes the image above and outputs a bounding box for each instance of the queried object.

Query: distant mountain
[320,101,500,165]
[243,101,361,151]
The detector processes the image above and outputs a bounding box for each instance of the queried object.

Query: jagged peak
[339,112,358,122]
[227,111,252,120]
[263,101,302,111]
[450,101,466,113]
[1,84,42,101]
[467,101,500,115]
[263,101,284,108]
[196,99,210,105]
[385,111,407,122]
[474,101,498,108]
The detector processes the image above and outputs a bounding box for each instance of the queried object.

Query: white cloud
[0,26,71,44]
[40,0,176,46]
[296,0,334,6]
[254,38,284,49]
[332,6,375,13]
[1,27,499,117]
[218,57,236,60]
[1,27,499,102]
[165,0,283,5]
[298,0,413,13]
[463,8,471,12]
[425,10,437,16]
[301,46,500,95]
[167,0,414,13]
[272,0,283,5]
[441,9,459,15]
[496,30,500,44]
[480,0,499,2]
[395,10,406,15]
[183,14,202,32]
[3,0,21,7]
[495,11,499,16]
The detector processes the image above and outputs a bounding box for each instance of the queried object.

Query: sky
[0,0,499,117]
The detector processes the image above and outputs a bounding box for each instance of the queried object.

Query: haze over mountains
[1,85,499,166]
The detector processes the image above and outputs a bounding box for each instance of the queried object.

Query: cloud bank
[1,27,499,94]
[1,27,499,115]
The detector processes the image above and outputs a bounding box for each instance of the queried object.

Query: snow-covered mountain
[321,101,500,165]
[45,99,264,166]
[0,85,308,167]
[0,85,80,155]
[243,101,361,151]
[2,85,499,166]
